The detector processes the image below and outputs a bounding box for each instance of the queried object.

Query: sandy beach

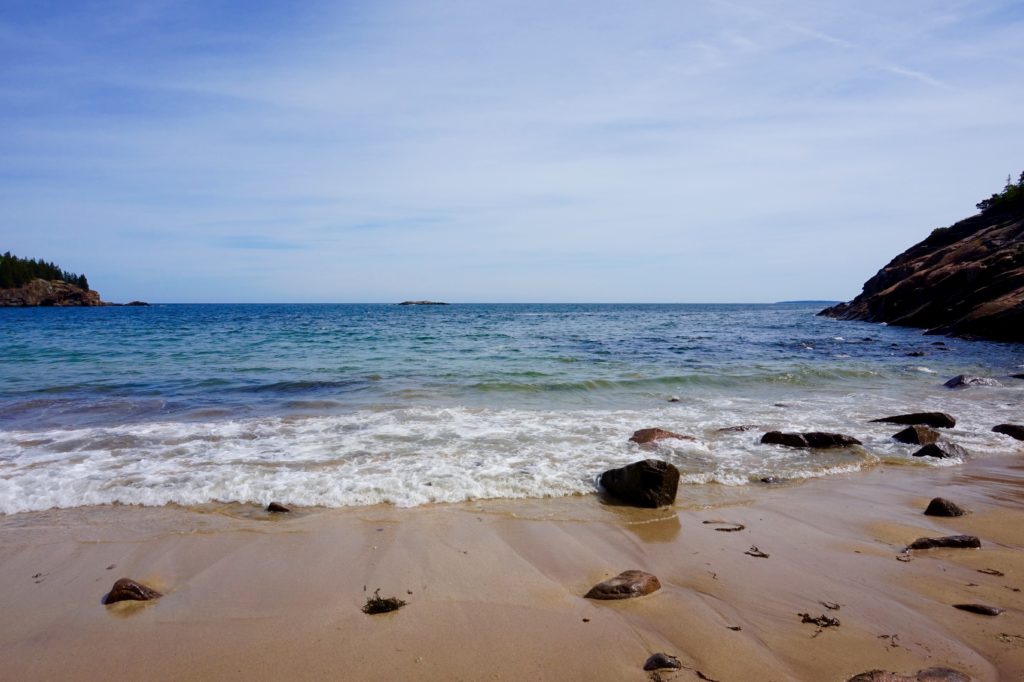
[1,453,1022,681]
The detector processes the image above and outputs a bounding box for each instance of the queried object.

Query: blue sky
[2,0,1023,303]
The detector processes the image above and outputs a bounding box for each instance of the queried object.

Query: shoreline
[1,455,1023,680]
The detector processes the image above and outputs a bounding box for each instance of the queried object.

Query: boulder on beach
[628,428,693,444]
[104,578,162,604]
[893,425,941,445]
[906,535,980,550]
[870,412,956,428]
[944,374,1000,389]
[952,603,1003,616]
[992,424,1024,441]
[760,431,862,448]
[847,668,971,682]
[924,498,966,517]
[267,502,291,513]
[599,459,679,508]
[913,442,969,459]
[584,570,661,600]
[643,653,682,671]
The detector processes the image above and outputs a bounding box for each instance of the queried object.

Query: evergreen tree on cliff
[0,252,90,290]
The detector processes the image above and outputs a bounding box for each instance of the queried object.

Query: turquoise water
[1,303,1022,512]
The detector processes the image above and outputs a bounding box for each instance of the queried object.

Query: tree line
[976,171,1024,213]
[0,252,89,290]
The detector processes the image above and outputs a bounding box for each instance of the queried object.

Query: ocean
[1,303,1022,514]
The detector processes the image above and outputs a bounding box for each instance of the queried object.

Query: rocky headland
[820,180,1024,342]
[0,278,103,307]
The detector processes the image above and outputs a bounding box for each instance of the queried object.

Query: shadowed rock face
[820,204,1024,342]
[0,278,101,306]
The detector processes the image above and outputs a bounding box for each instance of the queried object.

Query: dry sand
[1,455,1023,681]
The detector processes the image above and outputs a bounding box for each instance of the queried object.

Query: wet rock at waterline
[760,431,861,448]
[905,535,980,551]
[893,425,941,445]
[584,570,661,600]
[267,502,291,513]
[913,442,969,459]
[104,578,162,604]
[628,428,694,444]
[992,424,1024,441]
[599,459,679,508]
[943,374,1000,389]
[870,412,956,428]
[924,498,966,517]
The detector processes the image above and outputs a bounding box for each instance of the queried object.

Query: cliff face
[820,204,1024,342]
[0,278,103,306]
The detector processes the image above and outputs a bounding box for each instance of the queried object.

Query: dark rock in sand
[870,412,956,428]
[944,374,1000,389]
[267,502,290,513]
[893,425,941,445]
[584,570,661,600]
[760,431,862,448]
[599,459,679,508]
[906,535,980,551]
[953,603,1003,616]
[924,498,966,517]
[643,653,682,671]
[913,442,969,459]
[629,428,693,445]
[847,668,971,682]
[992,424,1024,441]
[104,578,162,604]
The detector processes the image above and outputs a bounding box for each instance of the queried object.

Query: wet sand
[1,455,1023,681]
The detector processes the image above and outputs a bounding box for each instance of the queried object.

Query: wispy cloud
[2,0,1023,302]
[882,65,949,88]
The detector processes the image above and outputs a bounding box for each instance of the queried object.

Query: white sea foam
[1,390,1019,515]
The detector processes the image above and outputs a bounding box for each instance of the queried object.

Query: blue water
[1,303,1022,513]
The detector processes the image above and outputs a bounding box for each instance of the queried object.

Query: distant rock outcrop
[820,200,1024,342]
[398,300,449,306]
[0,278,102,306]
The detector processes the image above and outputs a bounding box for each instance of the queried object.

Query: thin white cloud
[1,1,1023,302]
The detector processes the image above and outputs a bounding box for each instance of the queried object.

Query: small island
[398,300,449,306]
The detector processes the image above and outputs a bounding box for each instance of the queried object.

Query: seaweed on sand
[362,588,407,615]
